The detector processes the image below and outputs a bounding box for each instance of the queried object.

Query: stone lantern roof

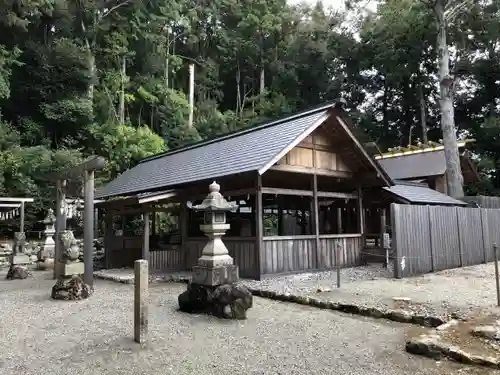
[188,181,238,212]
[42,208,56,225]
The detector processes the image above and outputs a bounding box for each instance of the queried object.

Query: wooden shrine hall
[95,101,467,279]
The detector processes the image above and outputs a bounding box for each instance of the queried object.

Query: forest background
[0,0,498,233]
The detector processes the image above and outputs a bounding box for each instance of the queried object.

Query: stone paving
[1,270,496,375]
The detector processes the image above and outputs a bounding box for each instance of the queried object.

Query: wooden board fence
[391,203,500,278]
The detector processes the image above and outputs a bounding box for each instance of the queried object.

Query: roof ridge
[140,102,335,164]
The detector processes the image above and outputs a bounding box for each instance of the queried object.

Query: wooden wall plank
[392,204,500,278]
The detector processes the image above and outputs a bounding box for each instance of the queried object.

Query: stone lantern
[178,181,253,319]
[189,181,239,285]
[39,209,56,263]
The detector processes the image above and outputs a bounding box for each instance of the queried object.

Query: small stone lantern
[188,181,239,285]
[39,209,56,262]
[178,181,253,319]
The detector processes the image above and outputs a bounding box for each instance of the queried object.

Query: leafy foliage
[0,0,498,232]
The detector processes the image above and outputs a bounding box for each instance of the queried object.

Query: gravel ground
[0,270,495,375]
[240,263,500,319]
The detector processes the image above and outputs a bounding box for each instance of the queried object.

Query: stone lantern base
[178,282,253,320]
[51,274,93,300]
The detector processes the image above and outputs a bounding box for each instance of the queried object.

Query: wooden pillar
[20,201,25,233]
[104,210,113,269]
[357,187,365,235]
[134,259,148,344]
[312,174,320,269]
[255,174,263,280]
[336,207,342,234]
[379,208,387,251]
[83,170,95,287]
[142,212,150,262]
[180,201,188,269]
[94,207,99,238]
[151,207,156,236]
[54,179,67,279]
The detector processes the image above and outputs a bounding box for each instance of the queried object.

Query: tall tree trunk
[418,83,428,143]
[81,19,96,120]
[119,56,126,124]
[236,62,241,117]
[165,28,169,88]
[260,67,265,95]
[435,0,464,198]
[188,63,194,128]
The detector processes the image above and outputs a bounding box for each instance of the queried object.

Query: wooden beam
[53,156,105,181]
[268,164,352,178]
[317,191,357,199]
[261,187,356,199]
[255,174,263,280]
[0,197,34,203]
[261,187,313,197]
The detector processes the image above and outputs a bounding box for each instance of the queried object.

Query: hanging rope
[0,204,21,221]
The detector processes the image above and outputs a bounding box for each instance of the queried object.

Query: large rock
[178,282,253,319]
[51,275,93,300]
[6,264,31,280]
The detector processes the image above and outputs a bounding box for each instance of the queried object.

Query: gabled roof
[377,151,447,180]
[375,141,479,183]
[96,102,392,199]
[384,183,467,206]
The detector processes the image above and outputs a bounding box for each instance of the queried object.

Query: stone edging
[93,273,446,328]
[248,288,446,328]
[406,333,500,368]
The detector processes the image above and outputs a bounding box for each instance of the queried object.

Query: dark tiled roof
[377,151,447,180]
[96,104,333,199]
[384,184,466,206]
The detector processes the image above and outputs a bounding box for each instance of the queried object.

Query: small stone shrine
[37,209,56,269]
[51,230,92,300]
[6,232,31,280]
[178,181,253,319]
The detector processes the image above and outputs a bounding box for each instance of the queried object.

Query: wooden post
[142,212,150,262]
[427,206,435,272]
[134,259,148,344]
[455,206,463,267]
[180,201,189,270]
[494,243,500,307]
[357,187,364,235]
[94,207,99,238]
[84,170,95,287]
[391,203,401,278]
[336,207,342,234]
[151,207,156,236]
[255,174,263,279]
[54,179,67,279]
[380,208,387,267]
[312,174,320,269]
[20,201,25,233]
[104,210,113,269]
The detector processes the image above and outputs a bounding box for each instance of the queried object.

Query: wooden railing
[261,234,362,274]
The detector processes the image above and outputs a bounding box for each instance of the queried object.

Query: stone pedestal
[192,264,239,285]
[178,181,253,319]
[178,282,253,319]
[6,232,31,280]
[51,230,92,300]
